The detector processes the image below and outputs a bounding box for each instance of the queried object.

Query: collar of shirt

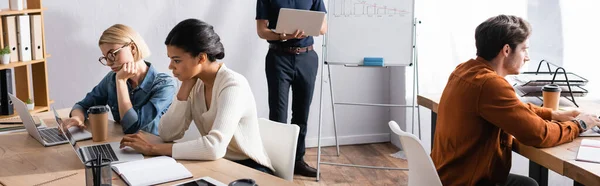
[128,61,156,94]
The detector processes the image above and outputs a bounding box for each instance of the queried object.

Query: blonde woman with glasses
[62,24,177,135]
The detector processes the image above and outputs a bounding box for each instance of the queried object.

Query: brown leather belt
[269,44,314,55]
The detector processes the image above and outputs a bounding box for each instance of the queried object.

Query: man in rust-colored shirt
[431,15,600,186]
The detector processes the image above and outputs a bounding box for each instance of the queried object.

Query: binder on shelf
[2,16,18,63]
[0,18,3,49]
[30,15,43,60]
[16,15,32,62]
[9,0,24,11]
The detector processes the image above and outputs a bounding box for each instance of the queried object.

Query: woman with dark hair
[119,19,274,174]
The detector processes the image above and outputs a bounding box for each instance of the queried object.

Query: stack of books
[0,116,42,134]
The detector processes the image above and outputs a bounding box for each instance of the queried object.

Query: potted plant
[0,46,9,65]
[25,98,34,110]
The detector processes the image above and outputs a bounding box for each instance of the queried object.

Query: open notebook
[576,139,600,164]
[111,156,193,186]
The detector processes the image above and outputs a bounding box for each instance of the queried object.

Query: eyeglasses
[98,41,133,66]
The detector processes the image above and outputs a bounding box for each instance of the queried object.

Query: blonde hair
[98,24,151,61]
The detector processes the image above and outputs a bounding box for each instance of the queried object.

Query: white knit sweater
[158,65,273,170]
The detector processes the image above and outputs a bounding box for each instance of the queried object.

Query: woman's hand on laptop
[62,117,86,131]
[120,133,173,156]
[120,133,155,155]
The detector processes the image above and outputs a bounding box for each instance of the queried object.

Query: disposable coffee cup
[88,105,109,142]
[542,84,561,111]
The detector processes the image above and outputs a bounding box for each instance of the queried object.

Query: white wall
[1,1,395,147]
[527,0,565,71]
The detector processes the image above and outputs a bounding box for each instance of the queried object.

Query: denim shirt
[72,62,177,135]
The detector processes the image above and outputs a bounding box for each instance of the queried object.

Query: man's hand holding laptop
[279,29,307,40]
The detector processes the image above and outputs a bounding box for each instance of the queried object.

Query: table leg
[431,111,437,150]
[529,160,548,186]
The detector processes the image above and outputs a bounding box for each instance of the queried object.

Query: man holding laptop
[256,0,327,177]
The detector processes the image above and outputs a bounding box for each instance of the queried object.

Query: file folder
[2,16,18,63]
[30,15,43,60]
[16,15,32,62]
[9,0,24,11]
[0,18,3,48]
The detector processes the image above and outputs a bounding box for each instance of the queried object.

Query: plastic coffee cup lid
[541,84,561,92]
[88,105,109,114]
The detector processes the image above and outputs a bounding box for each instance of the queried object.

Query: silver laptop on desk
[55,109,144,164]
[8,93,91,146]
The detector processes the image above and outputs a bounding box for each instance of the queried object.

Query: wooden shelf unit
[0,100,54,120]
[0,0,51,116]
[0,8,44,16]
[0,58,44,70]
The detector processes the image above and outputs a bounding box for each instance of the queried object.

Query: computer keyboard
[84,144,119,163]
[592,126,600,133]
[40,128,67,143]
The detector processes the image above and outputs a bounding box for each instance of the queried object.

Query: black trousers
[265,48,319,162]
[233,159,274,175]
[501,174,539,186]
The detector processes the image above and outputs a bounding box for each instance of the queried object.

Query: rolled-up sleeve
[478,77,580,148]
[122,76,177,135]
[71,73,111,119]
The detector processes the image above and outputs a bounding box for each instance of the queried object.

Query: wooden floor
[293,143,409,186]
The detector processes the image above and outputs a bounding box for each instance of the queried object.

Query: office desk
[0,109,294,186]
[418,94,600,186]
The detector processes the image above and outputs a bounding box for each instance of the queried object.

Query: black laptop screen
[54,109,82,155]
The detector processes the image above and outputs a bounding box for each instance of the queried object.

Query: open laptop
[55,108,144,164]
[579,125,600,137]
[8,93,92,146]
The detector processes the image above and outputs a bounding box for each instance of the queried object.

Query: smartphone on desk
[175,177,226,186]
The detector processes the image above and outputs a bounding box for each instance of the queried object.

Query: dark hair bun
[165,19,225,62]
